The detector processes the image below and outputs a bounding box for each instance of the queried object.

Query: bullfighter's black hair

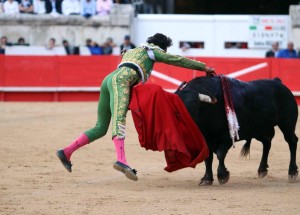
[147,33,173,51]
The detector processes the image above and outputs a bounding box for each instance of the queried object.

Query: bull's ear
[198,93,217,104]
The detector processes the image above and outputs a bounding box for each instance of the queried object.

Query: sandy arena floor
[0,102,299,215]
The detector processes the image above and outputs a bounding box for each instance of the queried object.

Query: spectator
[86,38,93,47]
[265,42,279,58]
[276,42,298,58]
[33,0,46,14]
[236,42,247,49]
[114,0,130,3]
[102,37,116,55]
[62,40,71,54]
[180,42,191,52]
[1,36,12,46]
[14,37,30,46]
[62,0,80,15]
[194,42,204,48]
[88,42,103,55]
[3,0,20,14]
[225,42,234,49]
[0,0,4,13]
[62,39,79,55]
[0,36,12,54]
[142,0,152,13]
[120,35,135,53]
[81,0,96,18]
[46,38,56,50]
[96,0,112,16]
[45,0,62,14]
[19,0,34,13]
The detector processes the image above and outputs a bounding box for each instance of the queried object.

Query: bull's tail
[240,139,252,157]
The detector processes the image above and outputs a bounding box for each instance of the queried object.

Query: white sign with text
[248,16,289,49]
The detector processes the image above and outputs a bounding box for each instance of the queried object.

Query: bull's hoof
[258,170,268,178]
[288,172,298,183]
[199,179,213,186]
[217,171,230,185]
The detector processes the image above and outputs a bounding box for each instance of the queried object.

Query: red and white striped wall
[0,55,299,104]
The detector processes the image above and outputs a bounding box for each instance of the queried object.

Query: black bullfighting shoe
[56,149,72,173]
[113,161,138,181]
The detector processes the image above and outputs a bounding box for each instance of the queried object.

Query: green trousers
[84,68,140,142]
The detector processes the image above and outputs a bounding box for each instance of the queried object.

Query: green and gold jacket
[118,43,206,83]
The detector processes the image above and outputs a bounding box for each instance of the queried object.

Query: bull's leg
[257,140,271,178]
[199,151,214,186]
[256,128,274,178]
[284,132,298,182]
[278,125,298,182]
[216,146,230,185]
[287,134,298,182]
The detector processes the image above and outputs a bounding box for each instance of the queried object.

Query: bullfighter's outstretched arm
[153,49,207,71]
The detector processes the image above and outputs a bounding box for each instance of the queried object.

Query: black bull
[175,76,298,185]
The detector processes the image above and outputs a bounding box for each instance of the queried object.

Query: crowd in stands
[265,41,300,59]
[0,34,136,55]
[1,34,300,58]
[0,35,30,53]
[0,0,131,17]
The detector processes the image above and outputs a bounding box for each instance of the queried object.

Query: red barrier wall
[0,55,299,103]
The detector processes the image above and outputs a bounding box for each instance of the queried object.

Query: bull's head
[176,81,217,105]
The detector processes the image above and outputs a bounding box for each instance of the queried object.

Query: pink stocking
[113,137,128,165]
[63,133,89,161]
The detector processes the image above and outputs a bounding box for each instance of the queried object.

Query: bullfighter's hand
[205,66,216,77]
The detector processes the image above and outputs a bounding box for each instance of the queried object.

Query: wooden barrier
[0,55,299,104]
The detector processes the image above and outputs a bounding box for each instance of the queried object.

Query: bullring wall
[0,55,299,104]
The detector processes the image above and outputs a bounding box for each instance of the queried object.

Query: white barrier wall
[5,46,67,56]
[132,14,291,58]
[4,45,121,56]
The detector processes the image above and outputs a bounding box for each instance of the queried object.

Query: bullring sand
[0,103,299,215]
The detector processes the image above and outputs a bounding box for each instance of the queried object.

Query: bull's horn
[198,93,217,104]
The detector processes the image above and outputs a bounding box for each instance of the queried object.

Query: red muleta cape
[129,84,209,172]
